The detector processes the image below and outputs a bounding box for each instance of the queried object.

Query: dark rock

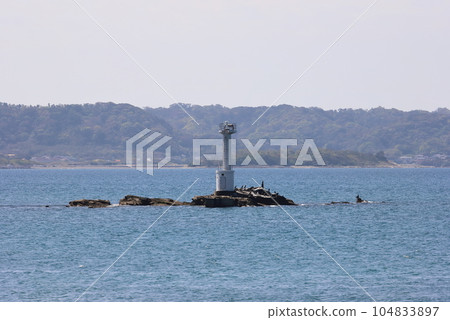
[119,195,153,206]
[119,195,189,206]
[151,198,191,206]
[69,199,111,208]
[191,186,296,207]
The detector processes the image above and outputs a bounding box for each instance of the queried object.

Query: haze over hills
[0,102,449,167]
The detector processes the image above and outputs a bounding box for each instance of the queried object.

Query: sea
[0,168,448,302]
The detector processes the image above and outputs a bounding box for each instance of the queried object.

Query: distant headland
[0,102,449,168]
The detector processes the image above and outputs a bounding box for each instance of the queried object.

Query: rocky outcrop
[119,195,190,206]
[70,187,296,208]
[191,186,296,207]
[69,199,111,208]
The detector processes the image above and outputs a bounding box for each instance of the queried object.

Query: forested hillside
[0,102,174,160]
[151,104,450,158]
[0,102,448,166]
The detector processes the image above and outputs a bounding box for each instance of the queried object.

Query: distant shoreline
[8,163,444,169]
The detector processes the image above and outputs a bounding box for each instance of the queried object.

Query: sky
[0,0,449,111]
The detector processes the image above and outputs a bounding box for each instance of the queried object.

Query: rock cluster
[69,186,297,208]
[192,186,296,207]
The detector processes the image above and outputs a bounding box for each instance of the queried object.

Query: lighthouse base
[204,197,236,207]
[215,170,235,193]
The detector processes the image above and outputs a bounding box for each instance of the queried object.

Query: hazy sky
[1,0,449,111]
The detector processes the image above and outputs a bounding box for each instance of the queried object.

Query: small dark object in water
[355,195,369,203]
[69,199,111,208]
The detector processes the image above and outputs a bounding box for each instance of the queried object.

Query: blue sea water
[0,168,448,302]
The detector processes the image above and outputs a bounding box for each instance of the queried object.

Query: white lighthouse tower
[215,121,237,195]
